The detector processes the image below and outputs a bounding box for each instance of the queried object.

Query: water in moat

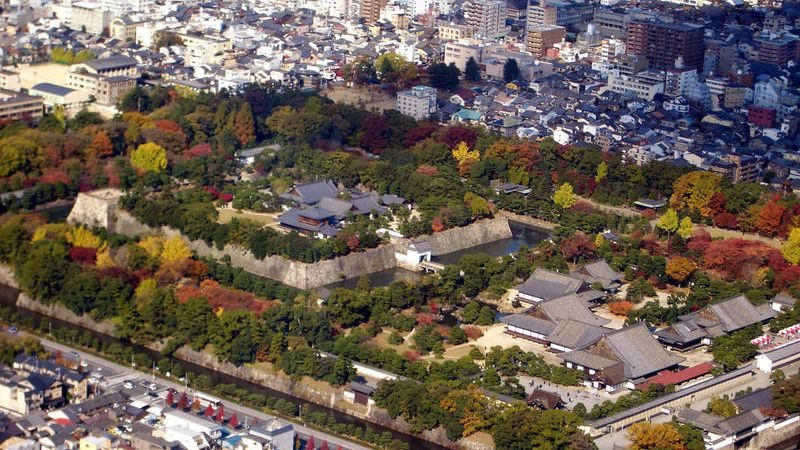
[322,221,549,291]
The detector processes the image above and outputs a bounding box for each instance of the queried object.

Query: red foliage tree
[560,232,596,263]
[756,201,786,237]
[305,436,315,450]
[92,130,114,157]
[416,313,434,325]
[463,326,483,340]
[177,392,188,409]
[320,442,329,450]
[165,390,175,406]
[775,266,800,290]
[39,168,72,185]
[431,216,445,233]
[702,239,773,281]
[714,212,738,229]
[707,192,727,216]
[204,405,214,417]
[570,201,595,213]
[403,350,420,361]
[641,209,657,220]
[153,119,184,133]
[186,143,213,157]
[608,301,634,316]
[359,115,388,154]
[69,247,97,264]
[405,124,438,146]
[341,233,360,251]
[215,404,225,422]
[228,413,239,428]
[440,126,477,149]
[416,165,438,176]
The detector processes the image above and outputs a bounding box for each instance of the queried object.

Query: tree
[130,142,167,173]
[784,228,800,265]
[449,326,467,345]
[666,257,697,284]
[464,57,481,82]
[160,236,191,265]
[177,391,188,409]
[677,217,694,240]
[0,135,41,177]
[628,422,683,450]
[215,404,225,422]
[595,161,608,183]
[228,413,239,428]
[429,63,460,91]
[503,58,521,82]
[669,171,722,217]
[477,306,494,325]
[233,102,255,147]
[707,396,738,418]
[165,390,175,406]
[204,404,214,417]
[305,436,315,450]
[657,208,679,239]
[91,130,114,157]
[757,200,785,237]
[552,182,576,209]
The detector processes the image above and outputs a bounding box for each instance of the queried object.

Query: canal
[0,284,447,450]
[323,221,550,291]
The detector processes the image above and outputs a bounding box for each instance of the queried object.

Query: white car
[123,380,134,389]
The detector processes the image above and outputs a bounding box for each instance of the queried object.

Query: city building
[0,69,21,91]
[444,40,483,72]
[0,90,43,122]
[69,2,110,36]
[359,0,388,23]
[526,24,565,58]
[626,20,705,71]
[396,85,437,120]
[749,106,776,129]
[526,0,593,31]
[754,31,798,66]
[178,32,233,69]
[437,23,475,41]
[464,0,507,38]
[607,69,665,100]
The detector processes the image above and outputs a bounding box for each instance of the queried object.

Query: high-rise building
[526,0,593,31]
[359,0,388,22]
[526,24,565,58]
[753,31,799,66]
[464,0,507,37]
[626,20,705,71]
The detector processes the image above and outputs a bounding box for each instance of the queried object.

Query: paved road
[36,336,375,450]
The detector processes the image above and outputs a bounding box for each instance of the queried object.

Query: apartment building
[437,23,475,41]
[526,24,565,58]
[464,0,507,37]
[397,85,437,120]
[178,32,233,68]
[626,20,705,71]
[607,69,664,100]
[69,2,110,35]
[444,40,482,71]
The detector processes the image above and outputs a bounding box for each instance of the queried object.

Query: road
[35,336,375,450]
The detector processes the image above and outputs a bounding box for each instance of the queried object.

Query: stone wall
[423,217,512,256]
[68,190,518,290]
[16,292,117,336]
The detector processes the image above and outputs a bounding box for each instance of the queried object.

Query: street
[35,336,375,450]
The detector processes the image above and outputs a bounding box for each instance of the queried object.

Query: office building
[626,20,705,71]
[0,90,43,122]
[397,86,437,120]
[69,2,110,36]
[526,0,593,31]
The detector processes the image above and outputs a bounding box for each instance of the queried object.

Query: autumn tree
[552,182,576,209]
[757,200,786,237]
[707,396,738,417]
[666,256,697,284]
[595,160,608,183]
[669,171,722,217]
[160,236,191,265]
[628,422,683,450]
[233,102,255,147]
[165,390,174,406]
[215,404,225,422]
[657,208,679,240]
[177,391,188,409]
[451,141,479,174]
[677,217,694,240]
[91,130,114,157]
[783,228,800,265]
[130,142,167,173]
[228,413,239,428]
[560,232,596,263]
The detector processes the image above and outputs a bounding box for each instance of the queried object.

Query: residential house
[245,418,294,450]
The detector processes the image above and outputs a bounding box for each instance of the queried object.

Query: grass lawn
[368,330,414,355]
[216,208,278,225]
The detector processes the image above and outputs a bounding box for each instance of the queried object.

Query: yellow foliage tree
[451,141,480,166]
[669,171,722,217]
[130,142,168,173]
[439,384,490,437]
[135,277,158,302]
[627,422,683,450]
[66,226,105,250]
[32,223,70,242]
[137,235,164,260]
[783,228,800,265]
[552,182,576,209]
[95,247,115,269]
[160,236,191,265]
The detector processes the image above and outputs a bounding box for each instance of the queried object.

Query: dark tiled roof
[546,320,607,350]
[517,268,584,300]
[85,55,137,71]
[31,83,75,96]
[605,324,684,379]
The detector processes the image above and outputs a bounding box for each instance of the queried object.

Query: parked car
[123,380,134,389]
[7,327,17,335]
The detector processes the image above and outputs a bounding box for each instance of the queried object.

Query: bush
[608,300,634,316]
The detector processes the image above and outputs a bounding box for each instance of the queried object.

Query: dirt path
[576,196,642,218]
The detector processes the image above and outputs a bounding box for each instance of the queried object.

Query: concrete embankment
[68,190,516,290]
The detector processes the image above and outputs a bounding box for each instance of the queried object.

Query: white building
[753,76,786,110]
[396,85,437,120]
[607,70,664,100]
[69,2,110,35]
[245,419,294,450]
